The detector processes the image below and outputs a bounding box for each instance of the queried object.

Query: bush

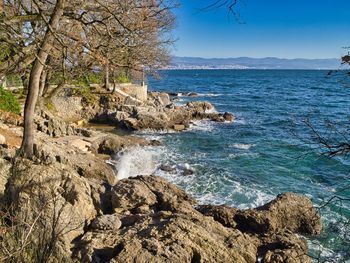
[0,86,21,114]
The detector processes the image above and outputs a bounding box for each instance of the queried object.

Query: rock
[0,110,23,126]
[196,204,237,228]
[159,164,175,172]
[186,101,214,112]
[223,112,235,122]
[158,92,171,106]
[111,178,158,212]
[75,119,87,126]
[187,92,198,97]
[5,159,97,257]
[0,133,6,144]
[234,192,322,235]
[111,176,195,214]
[182,168,194,176]
[173,124,186,131]
[91,134,151,156]
[74,176,257,263]
[0,158,11,196]
[91,214,122,230]
[70,138,91,152]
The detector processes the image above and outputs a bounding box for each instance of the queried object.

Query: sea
[114,70,350,262]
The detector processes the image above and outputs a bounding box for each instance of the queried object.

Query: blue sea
[118,70,350,262]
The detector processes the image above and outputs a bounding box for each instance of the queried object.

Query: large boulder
[5,159,97,257]
[91,134,150,155]
[234,192,322,235]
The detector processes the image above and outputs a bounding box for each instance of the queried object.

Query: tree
[0,0,177,158]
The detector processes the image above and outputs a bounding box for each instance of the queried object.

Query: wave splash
[113,146,161,180]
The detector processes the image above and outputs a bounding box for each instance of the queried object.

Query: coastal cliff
[0,90,321,262]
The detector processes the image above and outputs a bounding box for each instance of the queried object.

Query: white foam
[113,146,163,179]
[198,93,224,97]
[230,143,255,150]
[135,128,177,135]
[188,120,215,132]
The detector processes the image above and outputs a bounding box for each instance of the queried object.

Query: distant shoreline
[159,68,344,71]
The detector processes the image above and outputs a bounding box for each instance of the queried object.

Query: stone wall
[117,83,148,101]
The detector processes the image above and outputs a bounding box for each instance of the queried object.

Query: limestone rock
[234,192,322,235]
[196,204,237,228]
[186,101,214,112]
[91,134,149,155]
[5,159,97,257]
[73,176,320,263]
[91,214,122,230]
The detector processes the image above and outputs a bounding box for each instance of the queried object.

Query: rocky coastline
[0,89,321,262]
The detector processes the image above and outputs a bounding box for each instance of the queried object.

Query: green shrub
[116,73,130,84]
[0,86,21,114]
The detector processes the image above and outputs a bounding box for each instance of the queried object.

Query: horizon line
[172,55,341,60]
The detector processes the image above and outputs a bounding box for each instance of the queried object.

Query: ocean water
[116,70,350,262]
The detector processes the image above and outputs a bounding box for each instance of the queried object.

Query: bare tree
[0,0,177,158]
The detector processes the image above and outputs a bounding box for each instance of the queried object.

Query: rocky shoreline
[0,90,322,262]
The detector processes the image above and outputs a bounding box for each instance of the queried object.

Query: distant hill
[166,56,343,70]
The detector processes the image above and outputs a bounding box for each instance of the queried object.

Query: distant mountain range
[165,56,343,70]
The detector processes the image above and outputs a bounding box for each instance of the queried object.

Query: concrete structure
[116,83,148,102]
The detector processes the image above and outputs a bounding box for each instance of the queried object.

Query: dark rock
[223,112,235,122]
[159,164,176,173]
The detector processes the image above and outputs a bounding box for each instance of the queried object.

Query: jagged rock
[73,176,320,263]
[196,204,237,228]
[5,159,97,257]
[74,176,257,263]
[91,215,122,230]
[234,192,322,235]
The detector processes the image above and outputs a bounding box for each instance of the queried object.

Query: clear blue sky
[173,0,350,59]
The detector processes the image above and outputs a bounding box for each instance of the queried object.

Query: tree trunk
[39,69,47,97]
[42,69,52,97]
[104,64,110,90]
[21,0,66,158]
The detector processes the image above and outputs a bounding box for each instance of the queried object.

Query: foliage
[45,100,56,112]
[0,86,21,114]
[116,73,130,84]
[5,74,22,87]
[73,79,97,105]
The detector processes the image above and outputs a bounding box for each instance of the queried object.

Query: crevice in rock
[92,243,124,262]
[191,250,201,263]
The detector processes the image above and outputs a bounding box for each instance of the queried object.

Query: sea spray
[114,146,160,179]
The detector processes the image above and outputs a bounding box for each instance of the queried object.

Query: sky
[173,0,350,59]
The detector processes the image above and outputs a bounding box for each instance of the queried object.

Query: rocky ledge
[4,152,321,263]
[55,90,235,131]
